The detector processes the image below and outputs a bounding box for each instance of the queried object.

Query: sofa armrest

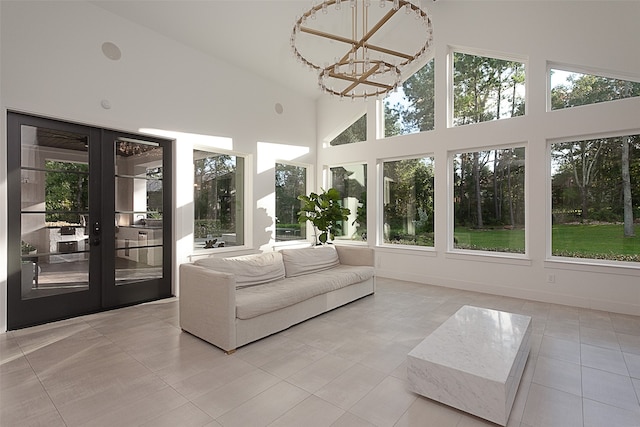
[179,263,237,353]
[335,245,375,267]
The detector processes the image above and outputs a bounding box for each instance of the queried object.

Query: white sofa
[179,245,375,353]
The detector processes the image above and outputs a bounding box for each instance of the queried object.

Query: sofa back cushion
[194,251,285,288]
[281,246,340,277]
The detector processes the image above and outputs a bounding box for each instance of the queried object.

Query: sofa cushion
[235,265,374,319]
[281,246,340,277]
[194,252,285,288]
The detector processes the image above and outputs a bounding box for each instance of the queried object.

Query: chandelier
[291,0,433,99]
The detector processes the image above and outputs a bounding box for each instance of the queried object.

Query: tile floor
[1,277,639,427]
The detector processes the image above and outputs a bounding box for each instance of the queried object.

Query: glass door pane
[20,126,90,299]
[114,139,164,285]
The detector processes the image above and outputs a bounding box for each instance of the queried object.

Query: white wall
[317,1,640,315]
[0,0,316,331]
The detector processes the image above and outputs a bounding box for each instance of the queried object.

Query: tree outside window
[193,150,244,250]
[453,148,525,254]
[384,59,435,137]
[275,163,307,241]
[453,52,525,126]
[550,68,640,110]
[382,157,435,247]
[329,164,367,241]
[329,114,366,146]
[551,135,640,262]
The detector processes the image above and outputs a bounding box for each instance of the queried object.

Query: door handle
[90,221,101,246]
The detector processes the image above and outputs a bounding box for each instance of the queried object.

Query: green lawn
[552,223,640,261]
[454,223,640,261]
[454,227,525,253]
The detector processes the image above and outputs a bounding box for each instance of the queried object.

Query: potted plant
[298,188,350,245]
[21,240,36,255]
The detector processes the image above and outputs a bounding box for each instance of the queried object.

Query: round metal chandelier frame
[291,0,433,99]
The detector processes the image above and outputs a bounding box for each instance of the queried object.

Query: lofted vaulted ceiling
[90,0,436,100]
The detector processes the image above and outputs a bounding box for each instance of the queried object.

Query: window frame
[192,146,249,254]
[546,61,640,112]
[447,143,530,260]
[377,154,436,251]
[274,160,311,245]
[326,162,368,244]
[448,46,528,129]
[546,131,640,269]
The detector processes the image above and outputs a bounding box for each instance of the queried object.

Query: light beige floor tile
[583,398,640,427]
[580,326,620,350]
[0,355,37,391]
[169,355,256,400]
[547,305,581,323]
[633,378,640,404]
[83,386,188,427]
[0,334,23,365]
[581,366,640,412]
[581,344,629,376]
[579,310,613,331]
[261,344,328,379]
[350,375,416,427]
[140,402,214,427]
[192,368,280,418]
[286,353,355,393]
[0,375,59,425]
[269,395,345,427]
[0,407,67,427]
[532,355,582,396]
[624,351,640,379]
[544,320,580,342]
[54,372,169,426]
[394,397,462,427]
[314,363,386,410]
[610,313,640,336]
[521,383,583,427]
[538,335,581,364]
[331,411,376,427]
[358,341,414,374]
[217,381,309,427]
[41,350,160,408]
[235,334,305,367]
[617,332,640,356]
[331,333,389,363]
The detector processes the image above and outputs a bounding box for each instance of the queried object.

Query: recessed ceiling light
[101,42,122,61]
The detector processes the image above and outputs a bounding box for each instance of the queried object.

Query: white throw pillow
[194,251,285,288]
[281,246,340,277]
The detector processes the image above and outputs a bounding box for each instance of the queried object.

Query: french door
[7,112,172,329]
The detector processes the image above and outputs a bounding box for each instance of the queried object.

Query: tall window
[329,114,366,146]
[382,157,435,247]
[453,148,525,254]
[384,59,435,137]
[550,67,640,110]
[453,52,525,126]
[551,135,640,262]
[193,150,244,250]
[329,164,367,241]
[275,163,307,241]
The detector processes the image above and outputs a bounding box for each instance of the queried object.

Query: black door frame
[6,112,173,329]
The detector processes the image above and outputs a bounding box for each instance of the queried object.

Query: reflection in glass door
[114,139,164,285]
[20,126,92,298]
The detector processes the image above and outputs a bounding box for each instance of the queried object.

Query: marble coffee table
[407,305,532,426]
